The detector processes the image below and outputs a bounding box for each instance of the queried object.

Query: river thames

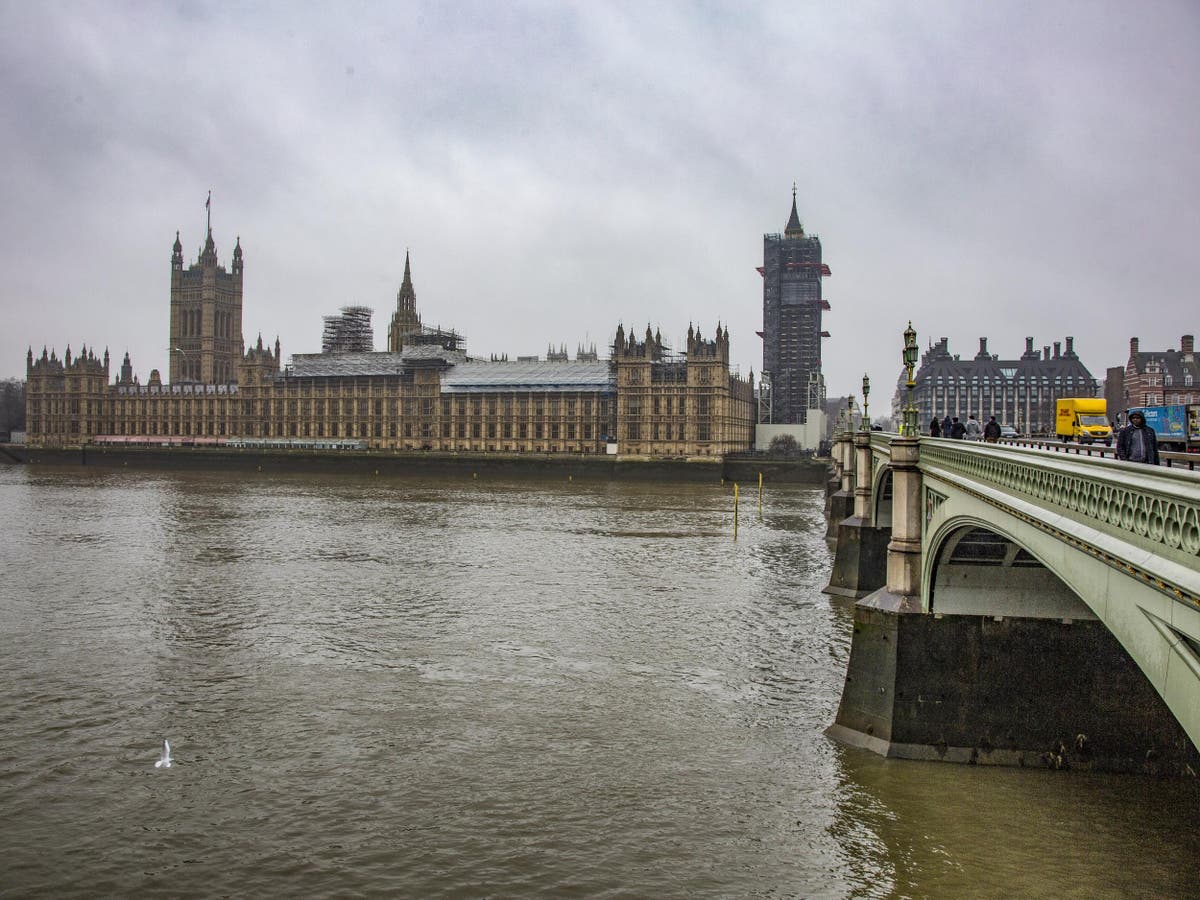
[1,464,1198,898]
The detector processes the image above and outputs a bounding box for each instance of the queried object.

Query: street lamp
[846,394,855,435]
[901,322,919,436]
[861,373,871,431]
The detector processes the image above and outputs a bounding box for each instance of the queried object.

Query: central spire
[387,250,422,351]
[399,250,414,308]
[785,183,804,237]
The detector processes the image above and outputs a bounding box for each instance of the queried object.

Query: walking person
[930,416,941,438]
[949,417,966,439]
[983,416,1001,443]
[965,415,981,441]
[1116,410,1159,465]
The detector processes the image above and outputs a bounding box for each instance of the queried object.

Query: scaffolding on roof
[322,306,375,354]
[408,324,466,353]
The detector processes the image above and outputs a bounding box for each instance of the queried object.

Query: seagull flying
[155,739,172,769]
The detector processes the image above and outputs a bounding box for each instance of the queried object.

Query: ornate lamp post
[846,394,855,435]
[901,322,919,437]
[861,374,871,431]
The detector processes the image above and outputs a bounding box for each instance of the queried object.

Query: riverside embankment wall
[3,445,827,484]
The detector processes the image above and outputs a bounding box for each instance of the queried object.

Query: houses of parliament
[24,212,755,456]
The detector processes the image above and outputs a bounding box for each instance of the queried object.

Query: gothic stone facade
[169,227,244,385]
[611,323,755,457]
[26,228,754,457]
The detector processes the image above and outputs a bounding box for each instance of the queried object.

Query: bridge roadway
[825,429,1200,772]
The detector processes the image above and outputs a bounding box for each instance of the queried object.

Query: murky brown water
[1,464,1197,898]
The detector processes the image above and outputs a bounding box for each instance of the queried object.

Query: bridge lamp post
[861,374,870,431]
[847,394,855,435]
[901,322,919,437]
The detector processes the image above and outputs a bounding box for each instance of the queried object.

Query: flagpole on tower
[206,190,211,234]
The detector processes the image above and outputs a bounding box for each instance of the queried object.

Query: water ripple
[2,466,1199,898]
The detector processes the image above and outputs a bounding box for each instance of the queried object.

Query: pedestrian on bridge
[930,417,941,437]
[1116,411,1159,465]
[984,416,1001,443]
[949,417,966,439]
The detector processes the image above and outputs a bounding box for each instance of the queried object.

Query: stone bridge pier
[822,427,1200,775]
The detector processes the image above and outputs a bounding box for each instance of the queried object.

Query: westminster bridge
[823,429,1200,774]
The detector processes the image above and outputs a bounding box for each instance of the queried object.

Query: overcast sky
[3,1,1198,410]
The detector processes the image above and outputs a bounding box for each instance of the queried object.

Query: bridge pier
[825,430,888,598]
[826,433,855,538]
[826,432,1200,774]
[827,607,1199,773]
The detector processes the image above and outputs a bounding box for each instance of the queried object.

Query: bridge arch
[870,465,893,528]
[925,484,1200,750]
[927,519,1096,621]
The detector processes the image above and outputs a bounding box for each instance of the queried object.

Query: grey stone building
[911,335,1098,435]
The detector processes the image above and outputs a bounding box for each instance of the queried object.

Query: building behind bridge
[24,216,754,456]
[907,335,1099,434]
[1107,335,1199,414]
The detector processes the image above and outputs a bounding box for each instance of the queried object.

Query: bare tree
[768,433,799,458]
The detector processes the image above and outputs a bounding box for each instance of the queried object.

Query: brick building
[1117,335,1199,410]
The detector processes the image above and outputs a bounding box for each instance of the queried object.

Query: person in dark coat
[949,417,966,439]
[930,417,941,437]
[1116,411,1159,465]
[983,416,1001,442]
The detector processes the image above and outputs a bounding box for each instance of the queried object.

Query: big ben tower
[759,187,830,424]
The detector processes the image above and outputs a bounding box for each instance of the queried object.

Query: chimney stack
[1053,341,1061,359]
[1044,346,1050,361]
[1182,334,1194,358]
[1130,337,1139,355]
[978,337,988,357]
[1025,337,1034,355]
[1065,336,1075,356]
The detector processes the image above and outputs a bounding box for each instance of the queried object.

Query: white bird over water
[155,739,172,769]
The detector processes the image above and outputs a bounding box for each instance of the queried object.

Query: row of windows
[925,378,1090,386]
[627,422,711,441]
[1141,375,1195,387]
[177,308,236,340]
[107,397,613,419]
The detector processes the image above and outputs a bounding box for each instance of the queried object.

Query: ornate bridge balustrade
[826,428,1200,773]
